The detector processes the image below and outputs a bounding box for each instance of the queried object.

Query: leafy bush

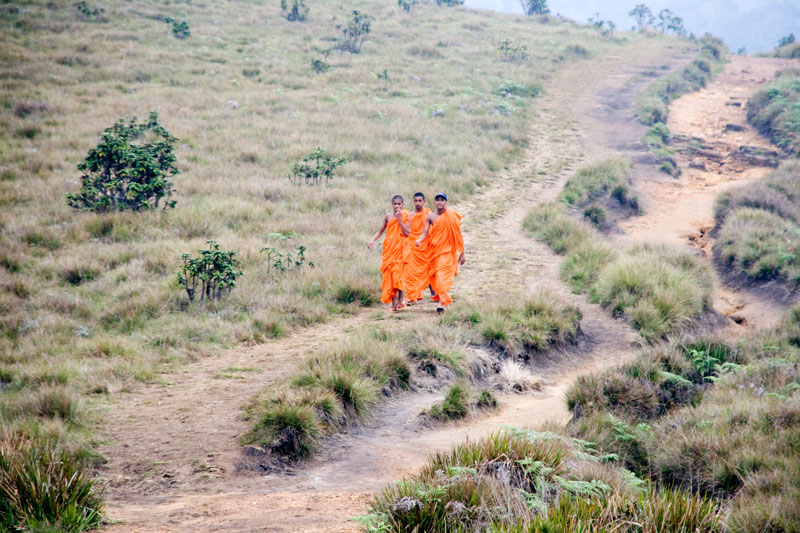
[66,112,178,212]
[281,0,308,21]
[311,58,330,74]
[289,147,347,186]
[164,17,190,38]
[0,436,104,531]
[76,1,104,21]
[428,383,469,420]
[498,39,529,62]
[336,10,372,53]
[177,241,243,302]
[519,0,548,16]
[261,245,313,274]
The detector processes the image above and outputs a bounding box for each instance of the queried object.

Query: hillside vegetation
[747,67,800,156]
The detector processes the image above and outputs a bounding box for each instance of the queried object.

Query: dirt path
[97,45,783,532]
[614,56,796,329]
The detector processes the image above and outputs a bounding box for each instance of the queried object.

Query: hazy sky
[464,0,800,53]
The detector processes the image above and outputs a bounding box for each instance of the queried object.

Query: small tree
[178,241,243,302]
[336,11,372,53]
[657,8,673,33]
[667,15,686,37]
[289,148,347,186]
[67,112,178,212]
[519,0,549,16]
[281,0,308,21]
[778,34,795,48]
[628,4,653,30]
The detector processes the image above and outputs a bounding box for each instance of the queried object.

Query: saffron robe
[427,208,463,307]
[404,208,432,302]
[380,210,409,304]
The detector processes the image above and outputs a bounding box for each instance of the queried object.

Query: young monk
[415,192,465,313]
[368,195,410,311]
[404,192,432,305]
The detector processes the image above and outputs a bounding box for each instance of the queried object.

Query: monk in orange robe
[404,192,432,304]
[416,192,465,313]
[368,195,410,310]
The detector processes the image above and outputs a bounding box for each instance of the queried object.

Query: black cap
[434,192,447,201]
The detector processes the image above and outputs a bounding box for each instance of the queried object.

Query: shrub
[0,435,104,531]
[336,10,371,53]
[171,20,190,38]
[494,81,542,98]
[499,39,529,62]
[261,245,313,274]
[66,112,178,212]
[280,0,308,21]
[76,1,104,21]
[310,58,330,74]
[583,205,605,226]
[177,241,243,302]
[289,147,346,186]
[519,0,549,16]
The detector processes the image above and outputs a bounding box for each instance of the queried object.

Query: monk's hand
[415,238,422,247]
[367,241,373,250]
[459,253,466,266]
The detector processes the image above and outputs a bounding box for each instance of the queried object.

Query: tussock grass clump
[590,244,713,340]
[567,308,800,531]
[360,430,722,532]
[428,383,470,420]
[245,337,409,457]
[559,158,632,208]
[526,199,712,339]
[747,71,800,155]
[714,161,800,287]
[449,293,582,357]
[0,435,104,531]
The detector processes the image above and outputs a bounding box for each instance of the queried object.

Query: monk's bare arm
[415,214,434,246]
[367,214,390,249]
[396,211,410,237]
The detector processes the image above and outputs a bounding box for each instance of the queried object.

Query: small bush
[310,58,330,74]
[560,158,632,208]
[280,0,308,21]
[583,205,605,227]
[336,10,371,53]
[66,112,178,212]
[498,39,529,62]
[0,435,104,531]
[494,80,542,98]
[177,241,243,302]
[519,0,549,16]
[76,1,104,21]
[289,147,346,186]
[261,245,313,275]
[397,0,417,12]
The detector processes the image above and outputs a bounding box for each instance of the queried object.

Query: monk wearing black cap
[416,192,465,313]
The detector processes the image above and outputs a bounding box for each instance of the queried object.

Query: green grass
[525,190,713,340]
[428,383,470,420]
[566,307,800,531]
[714,161,800,287]
[559,158,632,208]
[360,430,723,532]
[747,70,800,155]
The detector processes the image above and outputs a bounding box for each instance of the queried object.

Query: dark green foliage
[494,80,542,98]
[171,20,190,38]
[628,4,654,30]
[66,112,178,212]
[249,402,321,457]
[477,389,497,408]
[0,436,104,531]
[336,11,372,53]
[310,58,330,74]
[498,39,529,62]
[747,71,800,155]
[333,282,378,306]
[76,1,103,21]
[281,0,308,22]
[177,241,243,302]
[435,0,464,5]
[289,147,346,186]
[778,33,795,48]
[519,0,548,16]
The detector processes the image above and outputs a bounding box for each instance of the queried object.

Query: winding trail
[98,47,790,532]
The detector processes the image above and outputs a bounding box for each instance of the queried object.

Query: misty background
[464,0,800,53]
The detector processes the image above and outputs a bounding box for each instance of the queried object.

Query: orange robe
[404,208,432,302]
[427,208,463,307]
[380,211,409,304]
